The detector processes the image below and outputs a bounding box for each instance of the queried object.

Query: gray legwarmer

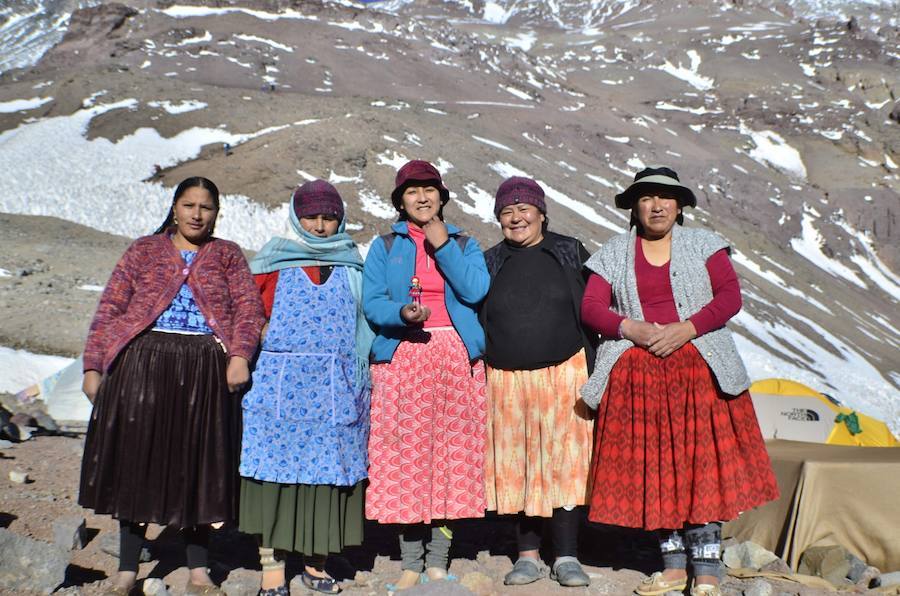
[658,522,722,579]
[659,529,687,571]
[400,524,452,572]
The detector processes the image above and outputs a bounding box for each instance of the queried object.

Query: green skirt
[239,478,365,555]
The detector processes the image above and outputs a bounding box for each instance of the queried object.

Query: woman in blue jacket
[363,160,490,591]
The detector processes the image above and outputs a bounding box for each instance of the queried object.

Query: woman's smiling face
[401,184,441,226]
[499,203,544,247]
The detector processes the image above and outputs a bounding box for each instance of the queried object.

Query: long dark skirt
[79,331,240,528]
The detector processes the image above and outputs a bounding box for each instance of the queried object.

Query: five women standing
[79,164,777,595]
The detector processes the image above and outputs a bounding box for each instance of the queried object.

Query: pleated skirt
[366,329,488,524]
[239,478,365,555]
[484,349,594,518]
[78,331,240,528]
[587,343,779,530]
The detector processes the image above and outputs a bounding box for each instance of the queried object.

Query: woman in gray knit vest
[580,167,778,596]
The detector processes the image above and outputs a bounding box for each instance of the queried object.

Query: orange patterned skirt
[485,349,595,518]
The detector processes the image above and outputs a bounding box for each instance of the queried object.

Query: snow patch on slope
[789,210,867,289]
[0,100,287,250]
[741,124,807,179]
[733,311,899,437]
[0,96,53,113]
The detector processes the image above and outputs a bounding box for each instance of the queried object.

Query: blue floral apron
[239,267,369,485]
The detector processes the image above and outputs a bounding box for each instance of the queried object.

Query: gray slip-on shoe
[504,557,548,586]
[551,557,591,587]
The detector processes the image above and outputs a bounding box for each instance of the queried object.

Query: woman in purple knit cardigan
[78,177,265,596]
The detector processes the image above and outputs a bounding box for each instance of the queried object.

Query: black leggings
[118,521,210,573]
[516,507,581,559]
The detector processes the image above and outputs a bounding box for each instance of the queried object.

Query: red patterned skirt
[588,343,778,530]
[366,328,488,524]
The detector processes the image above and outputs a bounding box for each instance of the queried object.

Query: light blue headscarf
[249,205,374,389]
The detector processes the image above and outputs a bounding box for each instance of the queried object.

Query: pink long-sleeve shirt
[407,223,453,328]
[581,238,741,339]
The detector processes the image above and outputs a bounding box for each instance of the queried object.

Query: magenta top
[581,237,741,339]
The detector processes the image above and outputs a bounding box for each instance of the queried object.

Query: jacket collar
[391,220,461,236]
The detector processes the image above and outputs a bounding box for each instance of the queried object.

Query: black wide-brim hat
[614,166,697,210]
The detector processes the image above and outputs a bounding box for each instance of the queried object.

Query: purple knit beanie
[494,176,546,218]
[292,180,344,220]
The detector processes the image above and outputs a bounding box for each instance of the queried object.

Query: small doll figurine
[409,275,423,305]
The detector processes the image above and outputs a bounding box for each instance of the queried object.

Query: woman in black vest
[480,177,596,588]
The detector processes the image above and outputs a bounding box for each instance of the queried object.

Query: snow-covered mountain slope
[0,0,92,74]
[0,0,897,432]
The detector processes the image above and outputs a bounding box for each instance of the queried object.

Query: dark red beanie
[292,180,344,221]
[494,176,546,218]
[390,160,450,211]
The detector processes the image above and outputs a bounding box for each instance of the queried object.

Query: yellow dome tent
[749,378,898,447]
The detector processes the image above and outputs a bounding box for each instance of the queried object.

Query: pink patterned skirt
[366,328,488,524]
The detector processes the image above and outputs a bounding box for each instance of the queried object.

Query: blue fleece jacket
[363,221,489,363]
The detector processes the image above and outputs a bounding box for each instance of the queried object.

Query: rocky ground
[4,432,894,596]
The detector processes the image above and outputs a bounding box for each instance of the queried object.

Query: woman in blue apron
[239,180,374,595]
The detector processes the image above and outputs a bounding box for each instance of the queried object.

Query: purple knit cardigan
[83,234,265,373]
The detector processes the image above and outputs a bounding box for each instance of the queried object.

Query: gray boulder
[52,516,87,551]
[879,571,900,587]
[33,411,59,433]
[141,577,169,595]
[0,528,69,594]
[798,545,864,586]
[723,541,780,570]
[219,567,259,596]
[743,578,774,596]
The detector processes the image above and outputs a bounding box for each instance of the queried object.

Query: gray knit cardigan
[580,225,751,409]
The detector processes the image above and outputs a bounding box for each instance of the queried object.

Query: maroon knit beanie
[390,160,450,211]
[292,180,344,220]
[494,176,546,218]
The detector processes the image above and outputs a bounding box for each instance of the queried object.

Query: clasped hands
[620,319,697,358]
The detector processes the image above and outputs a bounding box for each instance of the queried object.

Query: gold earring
[173,217,178,224]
